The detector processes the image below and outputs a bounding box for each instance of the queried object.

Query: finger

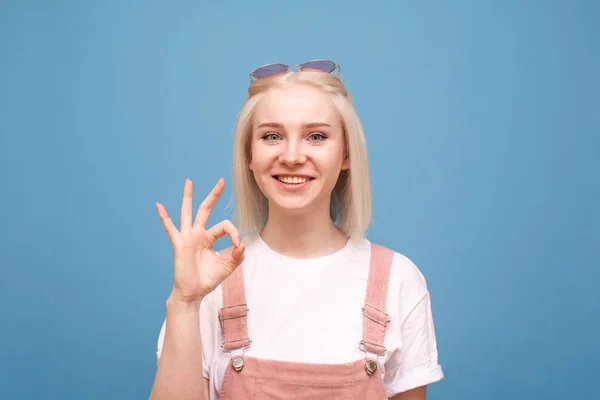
[206,220,241,248]
[180,179,193,231]
[193,178,225,229]
[156,202,178,241]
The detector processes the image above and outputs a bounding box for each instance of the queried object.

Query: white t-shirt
[156,234,444,398]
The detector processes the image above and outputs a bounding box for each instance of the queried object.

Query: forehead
[253,84,340,128]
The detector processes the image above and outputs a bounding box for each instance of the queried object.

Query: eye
[308,132,328,142]
[261,132,281,142]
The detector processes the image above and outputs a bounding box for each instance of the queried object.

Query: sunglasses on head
[249,59,341,82]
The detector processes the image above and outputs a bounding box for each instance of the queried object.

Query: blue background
[1,0,598,399]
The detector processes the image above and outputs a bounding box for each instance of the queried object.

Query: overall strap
[360,243,395,357]
[219,247,251,352]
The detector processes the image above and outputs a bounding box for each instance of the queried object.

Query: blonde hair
[231,71,372,241]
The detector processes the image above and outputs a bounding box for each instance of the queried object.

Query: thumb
[218,243,246,276]
[229,243,246,267]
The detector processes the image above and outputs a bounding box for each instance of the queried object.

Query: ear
[341,156,350,171]
[248,135,254,170]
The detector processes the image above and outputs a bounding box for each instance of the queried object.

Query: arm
[390,385,426,400]
[149,295,209,400]
[150,179,244,399]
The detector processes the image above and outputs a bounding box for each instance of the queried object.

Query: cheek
[249,147,269,173]
[248,142,262,171]
[320,145,347,170]
[251,143,279,166]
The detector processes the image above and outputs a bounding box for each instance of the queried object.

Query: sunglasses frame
[249,59,341,82]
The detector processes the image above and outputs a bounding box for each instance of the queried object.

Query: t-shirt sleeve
[156,318,166,364]
[199,289,220,380]
[384,255,444,395]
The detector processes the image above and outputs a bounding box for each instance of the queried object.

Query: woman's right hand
[155,178,245,304]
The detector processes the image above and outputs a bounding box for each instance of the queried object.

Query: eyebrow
[257,122,332,129]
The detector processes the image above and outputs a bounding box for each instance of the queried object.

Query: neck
[260,203,348,259]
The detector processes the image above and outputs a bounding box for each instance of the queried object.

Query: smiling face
[248,84,349,215]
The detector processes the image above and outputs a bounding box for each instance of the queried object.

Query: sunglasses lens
[252,64,288,79]
[301,60,336,73]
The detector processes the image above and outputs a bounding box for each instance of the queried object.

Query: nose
[278,142,307,167]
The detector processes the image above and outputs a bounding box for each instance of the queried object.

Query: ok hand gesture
[156,178,245,303]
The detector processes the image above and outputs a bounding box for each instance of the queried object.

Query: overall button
[232,357,244,372]
[365,359,378,376]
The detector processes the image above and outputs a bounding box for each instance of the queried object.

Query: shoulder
[368,241,428,288]
[368,241,431,318]
[390,250,428,294]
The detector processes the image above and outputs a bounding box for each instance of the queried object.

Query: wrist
[166,290,204,310]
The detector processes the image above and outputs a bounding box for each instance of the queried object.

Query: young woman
[150,60,444,399]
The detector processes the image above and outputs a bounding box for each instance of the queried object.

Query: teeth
[277,176,310,184]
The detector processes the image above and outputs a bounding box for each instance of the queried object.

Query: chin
[269,198,315,214]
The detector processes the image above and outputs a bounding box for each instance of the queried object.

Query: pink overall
[217,244,395,399]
